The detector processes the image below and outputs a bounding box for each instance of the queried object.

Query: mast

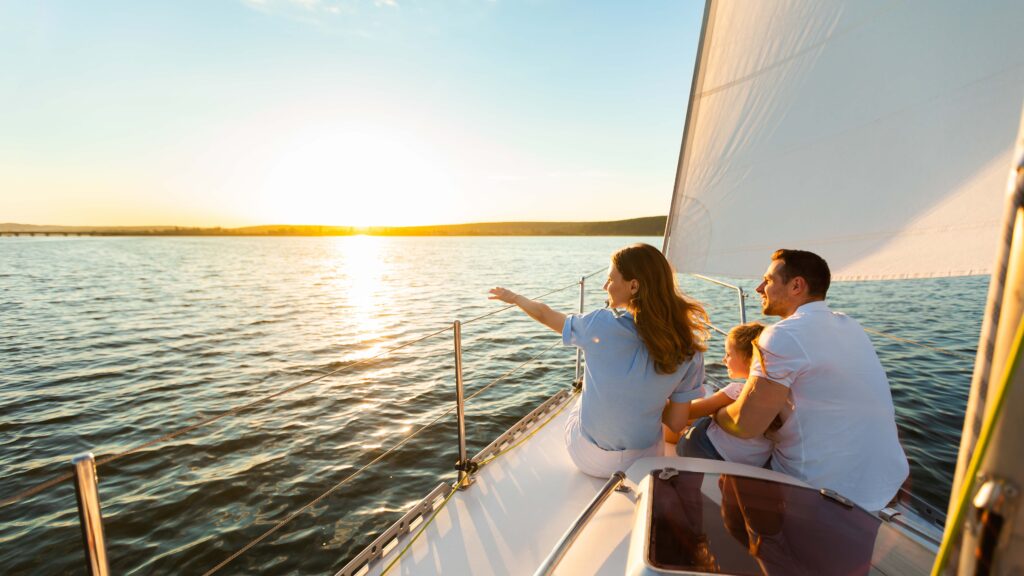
[940,104,1024,574]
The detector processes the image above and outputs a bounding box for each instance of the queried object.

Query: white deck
[359,394,606,575]
[352,393,861,576]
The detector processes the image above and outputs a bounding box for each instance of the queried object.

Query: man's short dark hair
[771,249,831,298]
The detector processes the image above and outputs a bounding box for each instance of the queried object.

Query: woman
[488,243,708,477]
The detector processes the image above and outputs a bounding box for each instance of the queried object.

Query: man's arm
[488,287,566,333]
[713,376,788,439]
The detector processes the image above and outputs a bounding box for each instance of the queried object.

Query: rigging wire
[202,400,461,576]
[702,320,728,337]
[0,324,453,509]
[1,269,601,510]
[464,341,561,404]
[459,266,607,328]
[381,388,580,574]
[474,388,579,469]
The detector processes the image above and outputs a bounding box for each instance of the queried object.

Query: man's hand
[714,376,788,439]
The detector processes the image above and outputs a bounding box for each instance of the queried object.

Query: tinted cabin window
[649,471,880,575]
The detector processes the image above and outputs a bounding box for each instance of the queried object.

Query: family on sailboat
[489,243,909,512]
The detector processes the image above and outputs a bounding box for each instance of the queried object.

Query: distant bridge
[0,231,103,236]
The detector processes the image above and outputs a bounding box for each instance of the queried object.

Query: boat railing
[691,273,748,324]
[690,272,975,362]
[1,267,970,573]
[0,267,607,575]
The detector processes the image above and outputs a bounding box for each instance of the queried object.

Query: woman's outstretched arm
[489,287,566,333]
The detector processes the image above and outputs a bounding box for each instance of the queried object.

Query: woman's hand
[488,287,520,304]
[487,287,566,334]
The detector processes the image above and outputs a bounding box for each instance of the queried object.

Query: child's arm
[688,390,735,420]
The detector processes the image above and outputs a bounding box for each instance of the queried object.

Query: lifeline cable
[1,269,604,509]
[459,266,607,328]
[0,324,452,509]
[201,400,462,576]
[464,341,561,404]
[204,332,572,573]
[380,387,580,574]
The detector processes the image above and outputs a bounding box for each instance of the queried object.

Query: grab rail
[533,471,627,576]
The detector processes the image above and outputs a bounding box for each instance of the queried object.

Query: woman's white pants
[564,401,662,478]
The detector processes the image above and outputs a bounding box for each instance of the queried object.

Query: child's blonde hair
[726,322,765,360]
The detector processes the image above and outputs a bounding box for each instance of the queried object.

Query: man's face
[755,259,793,317]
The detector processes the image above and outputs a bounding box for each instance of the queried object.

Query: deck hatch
[646,470,882,575]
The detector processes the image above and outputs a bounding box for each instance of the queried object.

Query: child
[676,322,774,468]
[692,322,765,419]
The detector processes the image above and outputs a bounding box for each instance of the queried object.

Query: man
[706,249,908,511]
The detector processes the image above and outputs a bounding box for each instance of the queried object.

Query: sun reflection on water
[332,235,390,359]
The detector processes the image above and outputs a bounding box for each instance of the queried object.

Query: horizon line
[0,215,668,231]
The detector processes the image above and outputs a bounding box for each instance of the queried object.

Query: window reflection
[649,471,880,575]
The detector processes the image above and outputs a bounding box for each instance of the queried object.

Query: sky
[0,1,704,228]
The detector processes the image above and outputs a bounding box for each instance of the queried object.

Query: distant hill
[0,217,667,237]
[368,216,666,236]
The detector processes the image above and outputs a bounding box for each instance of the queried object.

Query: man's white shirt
[746,301,908,511]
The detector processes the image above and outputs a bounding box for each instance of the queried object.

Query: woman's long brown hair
[612,243,708,374]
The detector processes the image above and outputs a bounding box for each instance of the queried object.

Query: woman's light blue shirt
[562,308,704,451]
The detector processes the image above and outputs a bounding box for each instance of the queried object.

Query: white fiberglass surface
[360,396,814,576]
[362,397,606,576]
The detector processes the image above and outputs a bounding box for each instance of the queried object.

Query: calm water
[0,236,984,574]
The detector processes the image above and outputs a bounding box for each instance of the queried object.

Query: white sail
[664,0,1024,280]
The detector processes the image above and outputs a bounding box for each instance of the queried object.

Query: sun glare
[257,124,458,227]
[333,235,390,358]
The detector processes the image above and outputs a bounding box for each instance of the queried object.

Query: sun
[254,123,459,227]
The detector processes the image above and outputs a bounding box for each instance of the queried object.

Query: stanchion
[72,453,109,576]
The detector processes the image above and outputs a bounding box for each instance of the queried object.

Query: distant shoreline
[0,216,667,237]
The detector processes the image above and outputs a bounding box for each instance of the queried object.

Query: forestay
[664,0,1024,281]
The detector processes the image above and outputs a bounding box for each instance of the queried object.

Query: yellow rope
[476,388,579,468]
[931,315,1024,575]
[379,478,464,576]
